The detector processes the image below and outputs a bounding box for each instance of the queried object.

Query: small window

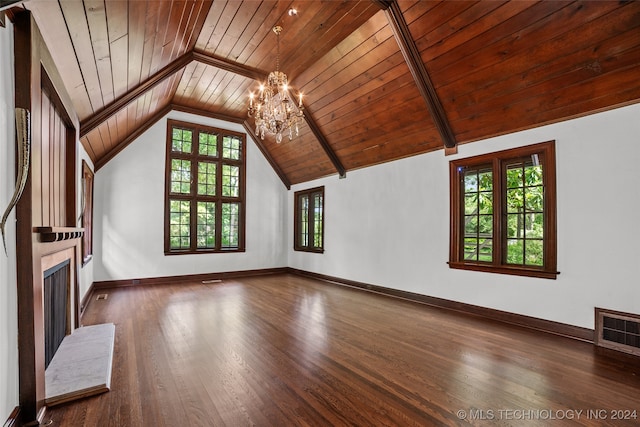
[164,120,245,254]
[449,141,557,279]
[80,161,94,265]
[294,186,324,253]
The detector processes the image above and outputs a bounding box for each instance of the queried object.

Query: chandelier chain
[274,25,281,73]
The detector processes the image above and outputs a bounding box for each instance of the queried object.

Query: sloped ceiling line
[192,50,264,81]
[304,112,347,179]
[242,122,292,190]
[94,104,173,171]
[81,47,345,182]
[80,50,195,137]
[373,0,457,148]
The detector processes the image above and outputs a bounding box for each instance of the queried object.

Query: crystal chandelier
[248,25,304,143]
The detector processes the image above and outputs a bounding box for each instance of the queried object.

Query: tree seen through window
[165,120,245,254]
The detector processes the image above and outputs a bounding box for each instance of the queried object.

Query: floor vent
[595,308,640,356]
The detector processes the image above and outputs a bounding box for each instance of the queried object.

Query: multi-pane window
[462,166,493,263]
[81,161,94,265]
[449,141,557,279]
[294,186,324,253]
[165,120,245,254]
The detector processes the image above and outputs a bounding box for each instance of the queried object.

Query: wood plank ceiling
[23,0,640,186]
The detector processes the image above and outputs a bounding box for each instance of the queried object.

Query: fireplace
[40,246,77,376]
[43,259,70,368]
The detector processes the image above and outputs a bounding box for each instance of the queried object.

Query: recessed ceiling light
[288,8,298,16]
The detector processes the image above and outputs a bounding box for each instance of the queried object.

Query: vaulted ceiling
[22,0,640,187]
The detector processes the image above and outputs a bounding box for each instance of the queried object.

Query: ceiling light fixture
[248,25,304,143]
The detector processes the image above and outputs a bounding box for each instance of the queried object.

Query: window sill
[294,248,324,254]
[448,261,558,279]
[165,248,246,255]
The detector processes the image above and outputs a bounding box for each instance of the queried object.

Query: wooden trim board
[2,407,20,427]
[287,268,594,343]
[92,267,288,290]
[88,267,593,345]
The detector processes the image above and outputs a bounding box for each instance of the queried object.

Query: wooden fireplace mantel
[34,227,84,243]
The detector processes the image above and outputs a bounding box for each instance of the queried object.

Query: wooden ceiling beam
[243,123,292,190]
[81,51,194,137]
[304,112,347,179]
[373,0,457,148]
[171,103,245,125]
[94,104,173,171]
[192,50,264,81]
[81,50,260,138]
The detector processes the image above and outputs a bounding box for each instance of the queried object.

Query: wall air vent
[595,308,640,356]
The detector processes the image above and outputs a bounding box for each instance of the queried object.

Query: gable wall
[93,110,288,282]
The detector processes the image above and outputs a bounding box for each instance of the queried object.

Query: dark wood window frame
[449,140,558,279]
[80,160,94,265]
[294,186,324,253]
[164,119,246,255]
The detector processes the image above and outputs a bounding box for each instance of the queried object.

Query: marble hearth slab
[45,323,115,406]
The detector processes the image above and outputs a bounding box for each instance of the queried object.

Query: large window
[449,141,557,279]
[294,186,324,253]
[164,120,245,254]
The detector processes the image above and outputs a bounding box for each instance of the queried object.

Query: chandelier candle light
[248,25,304,143]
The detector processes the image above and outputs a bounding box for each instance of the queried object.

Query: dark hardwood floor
[46,274,640,426]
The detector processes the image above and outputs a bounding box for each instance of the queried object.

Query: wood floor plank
[45,274,640,426]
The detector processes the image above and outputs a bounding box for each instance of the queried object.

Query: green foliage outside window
[505,161,544,266]
[169,199,190,249]
[461,161,544,266]
[199,132,217,156]
[463,168,493,262]
[172,128,192,153]
[196,201,215,248]
[171,159,191,194]
[221,203,239,248]
[166,120,245,254]
[450,141,556,278]
[295,187,324,252]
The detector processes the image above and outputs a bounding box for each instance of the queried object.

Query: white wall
[0,18,19,423]
[288,103,640,330]
[93,110,288,282]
